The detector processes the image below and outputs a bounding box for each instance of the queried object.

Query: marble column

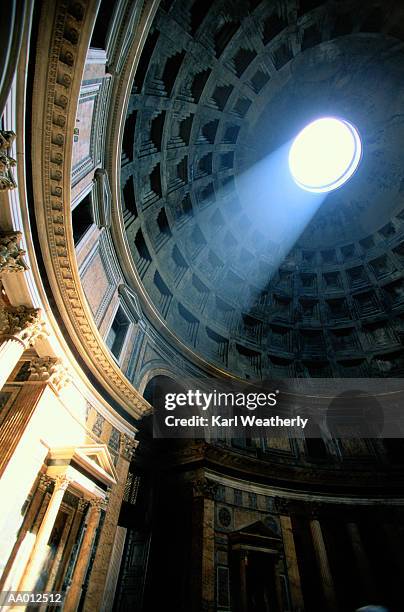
[310,518,338,612]
[0,305,46,390]
[280,514,304,611]
[18,475,71,592]
[63,498,103,612]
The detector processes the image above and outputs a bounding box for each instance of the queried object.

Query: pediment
[74,444,118,484]
[49,444,118,487]
[236,520,280,540]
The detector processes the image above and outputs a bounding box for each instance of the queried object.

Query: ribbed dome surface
[120,0,404,379]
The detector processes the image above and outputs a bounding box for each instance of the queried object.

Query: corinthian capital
[88,496,107,512]
[38,474,53,492]
[29,356,70,392]
[0,131,15,151]
[192,478,218,500]
[0,130,16,191]
[0,305,48,347]
[119,434,138,461]
[54,474,72,492]
[77,498,89,512]
[0,232,28,274]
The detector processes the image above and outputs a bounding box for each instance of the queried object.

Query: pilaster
[82,435,137,612]
[190,477,217,612]
[280,514,304,611]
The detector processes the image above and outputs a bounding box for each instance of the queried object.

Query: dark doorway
[246,551,281,612]
[229,521,284,612]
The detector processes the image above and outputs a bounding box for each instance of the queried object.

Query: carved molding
[119,433,138,461]
[0,305,48,347]
[30,0,150,419]
[0,130,17,190]
[29,356,70,392]
[0,231,28,274]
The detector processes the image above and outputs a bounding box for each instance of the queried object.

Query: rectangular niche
[106,306,130,360]
[72,192,94,245]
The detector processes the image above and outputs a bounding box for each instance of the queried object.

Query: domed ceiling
[120,0,404,380]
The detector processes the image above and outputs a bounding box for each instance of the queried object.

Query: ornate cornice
[30,0,151,419]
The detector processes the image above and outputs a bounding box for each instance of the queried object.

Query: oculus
[289,117,362,193]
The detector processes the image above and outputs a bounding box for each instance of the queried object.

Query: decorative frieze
[0,232,28,274]
[29,356,70,391]
[0,130,17,190]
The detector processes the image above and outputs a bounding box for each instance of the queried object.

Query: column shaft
[310,519,338,612]
[18,476,70,592]
[239,552,248,612]
[63,502,102,612]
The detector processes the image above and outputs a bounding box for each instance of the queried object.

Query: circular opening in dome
[288,117,362,193]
